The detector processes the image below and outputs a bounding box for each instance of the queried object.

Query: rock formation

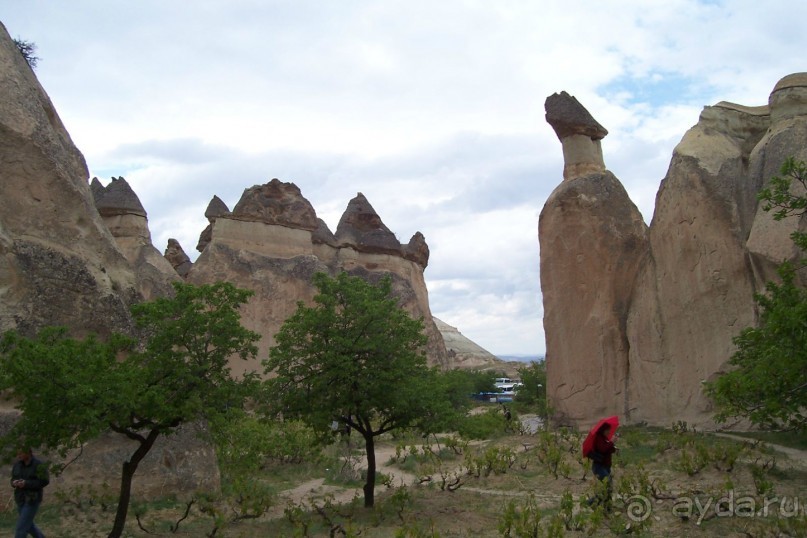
[0,21,216,499]
[187,180,449,375]
[164,238,193,277]
[434,317,503,370]
[540,91,649,423]
[91,176,179,299]
[0,25,139,338]
[545,91,608,180]
[540,74,807,427]
[196,195,231,252]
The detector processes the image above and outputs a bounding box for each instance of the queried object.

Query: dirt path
[267,426,807,520]
[265,443,422,518]
[268,416,561,516]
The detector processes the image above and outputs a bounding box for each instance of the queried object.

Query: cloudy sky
[2,1,805,357]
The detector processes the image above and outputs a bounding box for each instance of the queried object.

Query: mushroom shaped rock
[545,91,608,180]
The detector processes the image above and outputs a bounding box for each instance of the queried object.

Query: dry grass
[1,424,805,537]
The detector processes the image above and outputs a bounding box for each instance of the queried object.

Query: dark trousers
[15,500,45,538]
[588,463,612,507]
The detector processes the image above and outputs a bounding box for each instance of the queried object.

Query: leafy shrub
[456,407,508,440]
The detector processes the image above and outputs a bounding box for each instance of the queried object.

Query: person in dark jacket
[11,447,49,538]
[587,423,617,508]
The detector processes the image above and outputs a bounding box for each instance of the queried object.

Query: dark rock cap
[403,231,429,268]
[164,238,192,278]
[204,195,230,220]
[335,193,402,255]
[311,218,337,246]
[231,178,319,231]
[91,176,147,218]
[545,91,608,141]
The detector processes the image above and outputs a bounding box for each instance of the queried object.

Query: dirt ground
[1,418,805,537]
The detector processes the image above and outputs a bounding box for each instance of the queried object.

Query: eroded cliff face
[0,26,139,338]
[187,180,449,375]
[0,22,218,499]
[540,73,807,427]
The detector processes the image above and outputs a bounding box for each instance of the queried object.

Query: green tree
[758,157,807,253]
[516,360,547,415]
[706,158,807,432]
[0,282,260,538]
[263,272,444,507]
[425,369,493,433]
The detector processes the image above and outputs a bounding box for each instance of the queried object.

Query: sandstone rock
[746,73,807,285]
[0,21,208,501]
[545,91,608,180]
[541,73,807,428]
[231,178,319,230]
[91,176,179,299]
[197,195,231,252]
[434,317,501,369]
[335,193,403,257]
[189,180,449,372]
[540,170,648,424]
[0,23,138,337]
[165,238,193,278]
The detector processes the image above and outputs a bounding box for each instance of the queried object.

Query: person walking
[11,447,49,538]
[586,422,617,509]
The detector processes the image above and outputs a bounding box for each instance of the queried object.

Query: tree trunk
[362,432,376,508]
[107,429,161,538]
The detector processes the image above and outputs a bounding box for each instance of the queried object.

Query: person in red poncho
[586,423,617,508]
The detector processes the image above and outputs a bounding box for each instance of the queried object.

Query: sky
[2,1,806,357]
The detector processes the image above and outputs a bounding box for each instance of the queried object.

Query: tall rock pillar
[539,92,649,424]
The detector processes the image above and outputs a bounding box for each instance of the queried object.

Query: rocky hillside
[178,179,449,374]
[0,21,469,499]
[540,73,807,428]
[434,317,503,370]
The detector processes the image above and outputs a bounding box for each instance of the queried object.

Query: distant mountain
[434,317,504,370]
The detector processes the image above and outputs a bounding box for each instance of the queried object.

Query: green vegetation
[0,416,805,536]
[0,281,260,538]
[706,157,807,433]
[262,272,454,508]
[722,430,807,451]
[12,37,39,69]
[515,360,547,416]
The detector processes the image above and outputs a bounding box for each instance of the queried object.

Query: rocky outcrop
[746,73,807,286]
[164,238,193,277]
[540,74,807,427]
[0,24,139,338]
[196,195,230,252]
[540,94,648,422]
[434,317,503,370]
[91,176,179,298]
[545,91,608,181]
[0,21,215,500]
[188,182,449,375]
